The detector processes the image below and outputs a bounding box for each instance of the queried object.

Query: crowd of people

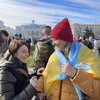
[77,36,94,50]
[0,32,38,59]
[76,35,100,57]
[0,18,100,100]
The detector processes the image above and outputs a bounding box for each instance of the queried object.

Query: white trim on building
[0,20,15,36]
[16,20,46,39]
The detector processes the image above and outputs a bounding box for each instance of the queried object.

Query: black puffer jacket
[0,50,37,100]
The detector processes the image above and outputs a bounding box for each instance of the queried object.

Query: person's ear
[41,33,44,36]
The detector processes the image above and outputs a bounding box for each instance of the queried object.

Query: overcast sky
[0,0,100,29]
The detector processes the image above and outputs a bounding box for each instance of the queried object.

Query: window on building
[23,31,24,37]
[37,31,39,37]
[30,32,32,36]
[27,31,29,36]
[35,32,36,36]
[32,31,34,36]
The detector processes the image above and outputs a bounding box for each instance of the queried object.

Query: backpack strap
[3,67,25,83]
[16,68,28,78]
[2,67,29,94]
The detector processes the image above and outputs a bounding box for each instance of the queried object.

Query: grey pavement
[28,67,34,74]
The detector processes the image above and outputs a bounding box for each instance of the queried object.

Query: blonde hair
[63,42,72,54]
[54,41,72,54]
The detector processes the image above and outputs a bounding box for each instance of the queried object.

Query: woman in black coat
[0,40,44,100]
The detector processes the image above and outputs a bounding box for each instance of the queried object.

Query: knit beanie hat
[50,18,73,42]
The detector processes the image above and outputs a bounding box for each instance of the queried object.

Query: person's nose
[52,40,55,45]
[26,52,29,57]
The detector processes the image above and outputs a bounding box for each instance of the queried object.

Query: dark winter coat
[95,40,100,58]
[0,50,37,100]
[88,41,93,50]
[82,40,88,47]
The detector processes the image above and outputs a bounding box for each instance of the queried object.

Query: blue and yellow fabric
[43,40,100,99]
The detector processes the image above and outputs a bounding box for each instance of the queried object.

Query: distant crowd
[8,33,37,46]
[1,32,100,59]
[0,33,37,58]
[74,35,100,57]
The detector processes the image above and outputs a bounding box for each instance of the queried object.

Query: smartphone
[42,96,46,100]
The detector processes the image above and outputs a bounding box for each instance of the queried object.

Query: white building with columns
[16,20,46,39]
[0,20,15,36]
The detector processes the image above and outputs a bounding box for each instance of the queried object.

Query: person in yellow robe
[36,18,100,100]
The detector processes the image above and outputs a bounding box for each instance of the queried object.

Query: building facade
[70,23,100,39]
[16,20,45,40]
[0,20,15,36]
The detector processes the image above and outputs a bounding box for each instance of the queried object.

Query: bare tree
[74,24,83,39]
[93,22,98,37]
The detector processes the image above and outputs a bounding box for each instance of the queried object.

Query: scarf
[43,40,100,99]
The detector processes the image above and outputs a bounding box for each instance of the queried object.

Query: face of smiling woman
[14,44,29,63]
[52,38,67,51]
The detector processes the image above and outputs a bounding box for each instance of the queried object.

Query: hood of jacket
[0,33,4,45]
[37,35,52,46]
[0,49,23,69]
